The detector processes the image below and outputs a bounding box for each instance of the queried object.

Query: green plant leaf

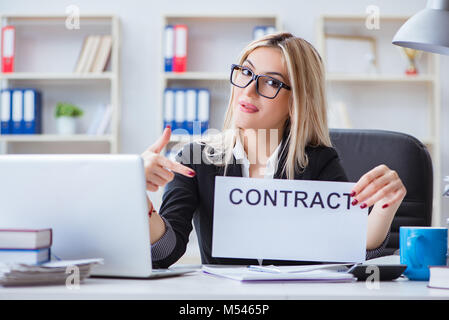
[55,102,84,118]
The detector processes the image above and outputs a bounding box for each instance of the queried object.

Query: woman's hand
[351,164,407,250]
[141,126,196,192]
[350,164,406,210]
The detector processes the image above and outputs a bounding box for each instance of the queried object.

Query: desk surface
[1,268,449,300]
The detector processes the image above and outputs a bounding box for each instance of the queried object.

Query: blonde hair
[198,32,332,179]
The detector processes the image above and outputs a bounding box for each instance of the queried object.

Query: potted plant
[55,102,83,134]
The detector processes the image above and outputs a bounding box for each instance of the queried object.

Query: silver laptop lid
[0,154,152,277]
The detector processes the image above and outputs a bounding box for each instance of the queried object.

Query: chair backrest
[329,129,433,255]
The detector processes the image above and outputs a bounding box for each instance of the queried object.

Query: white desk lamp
[393,0,449,55]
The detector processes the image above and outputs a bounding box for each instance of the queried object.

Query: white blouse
[232,135,282,179]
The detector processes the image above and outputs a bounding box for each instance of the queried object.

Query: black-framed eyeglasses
[230,64,291,99]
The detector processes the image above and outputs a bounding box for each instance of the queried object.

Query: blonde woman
[141,32,407,267]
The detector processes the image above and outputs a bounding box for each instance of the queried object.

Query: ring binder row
[164,88,210,136]
[0,89,42,135]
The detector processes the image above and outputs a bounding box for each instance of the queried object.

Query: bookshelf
[158,14,282,264]
[316,14,442,226]
[0,14,121,154]
[160,14,281,151]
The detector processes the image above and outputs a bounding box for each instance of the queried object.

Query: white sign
[212,176,368,263]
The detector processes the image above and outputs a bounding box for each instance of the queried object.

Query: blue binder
[197,89,210,134]
[173,89,187,134]
[23,89,42,134]
[164,25,174,72]
[185,89,197,135]
[0,89,12,134]
[11,89,24,134]
[163,88,175,131]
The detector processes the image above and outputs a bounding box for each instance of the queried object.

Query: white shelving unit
[0,14,121,154]
[158,14,282,264]
[160,14,281,150]
[317,14,441,225]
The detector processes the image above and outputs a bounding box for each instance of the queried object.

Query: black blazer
[152,134,384,268]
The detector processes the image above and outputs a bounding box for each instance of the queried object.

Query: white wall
[2,0,448,227]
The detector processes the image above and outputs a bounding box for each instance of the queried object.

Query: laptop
[0,154,196,279]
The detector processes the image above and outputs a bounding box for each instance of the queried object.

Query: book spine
[0,248,51,264]
[0,228,53,250]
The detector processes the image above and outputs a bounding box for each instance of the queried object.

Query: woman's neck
[240,126,284,166]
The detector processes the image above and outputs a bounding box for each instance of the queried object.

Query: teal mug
[400,227,448,281]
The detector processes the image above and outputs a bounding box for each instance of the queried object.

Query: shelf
[1,14,117,20]
[163,72,228,81]
[0,134,113,143]
[320,14,409,22]
[326,74,435,83]
[163,13,279,20]
[0,72,115,80]
[0,14,121,155]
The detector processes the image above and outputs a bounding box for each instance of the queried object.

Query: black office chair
[329,129,433,255]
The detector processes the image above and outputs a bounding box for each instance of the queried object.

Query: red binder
[1,26,15,73]
[173,24,187,73]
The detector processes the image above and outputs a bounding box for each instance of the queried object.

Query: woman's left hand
[350,164,407,210]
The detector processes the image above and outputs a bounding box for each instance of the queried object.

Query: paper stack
[202,264,355,282]
[0,258,103,287]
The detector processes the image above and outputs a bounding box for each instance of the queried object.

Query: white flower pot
[57,116,77,135]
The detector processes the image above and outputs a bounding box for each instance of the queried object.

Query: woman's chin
[234,121,258,130]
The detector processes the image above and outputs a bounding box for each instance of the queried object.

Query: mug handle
[407,234,423,269]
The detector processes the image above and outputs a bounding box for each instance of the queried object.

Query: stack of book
[74,35,112,73]
[0,229,52,264]
[0,89,42,135]
[164,24,188,72]
[0,258,103,287]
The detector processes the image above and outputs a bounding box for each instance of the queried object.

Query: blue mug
[400,227,448,281]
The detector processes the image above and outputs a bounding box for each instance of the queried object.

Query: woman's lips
[239,101,259,113]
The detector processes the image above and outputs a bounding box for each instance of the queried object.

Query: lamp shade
[392,0,449,55]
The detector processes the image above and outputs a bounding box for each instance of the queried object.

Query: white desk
[1,268,449,300]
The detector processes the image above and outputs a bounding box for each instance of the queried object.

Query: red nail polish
[351,199,358,206]
[166,125,171,129]
[382,204,389,209]
[360,203,367,209]
[188,171,196,177]
[350,191,356,197]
